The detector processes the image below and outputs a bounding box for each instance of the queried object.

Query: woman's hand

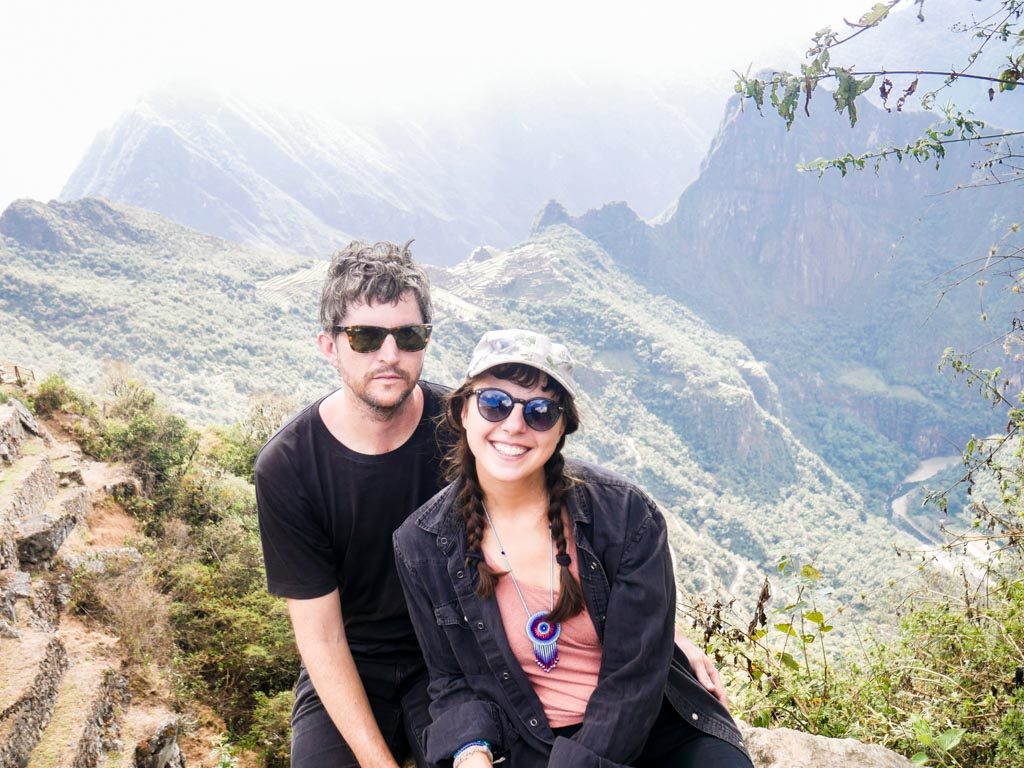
[455,751,493,768]
[674,630,730,709]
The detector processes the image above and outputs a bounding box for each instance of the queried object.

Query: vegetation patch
[837,366,929,404]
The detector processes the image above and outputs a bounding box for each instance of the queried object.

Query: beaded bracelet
[452,740,492,767]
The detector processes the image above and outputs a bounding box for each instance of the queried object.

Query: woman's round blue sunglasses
[471,388,564,432]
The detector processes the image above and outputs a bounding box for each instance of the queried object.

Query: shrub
[167,559,298,731]
[174,465,256,526]
[210,393,294,483]
[243,690,294,768]
[33,374,94,416]
[688,560,1024,767]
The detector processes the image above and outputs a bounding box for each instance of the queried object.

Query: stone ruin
[0,396,183,768]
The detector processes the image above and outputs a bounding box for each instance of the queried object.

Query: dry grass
[71,555,173,685]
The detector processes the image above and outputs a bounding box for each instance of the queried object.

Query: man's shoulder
[418,379,451,416]
[253,395,326,480]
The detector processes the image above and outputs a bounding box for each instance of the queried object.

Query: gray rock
[60,547,142,575]
[0,568,31,624]
[16,488,88,566]
[0,402,29,465]
[134,718,185,768]
[739,722,916,768]
[11,398,41,437]
[105,477,142,501]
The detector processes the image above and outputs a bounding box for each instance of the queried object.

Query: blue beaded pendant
[526,611,561,672]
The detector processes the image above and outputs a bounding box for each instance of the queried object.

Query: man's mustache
[368,367,411,382]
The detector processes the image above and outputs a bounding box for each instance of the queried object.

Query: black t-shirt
[255,381,449,662]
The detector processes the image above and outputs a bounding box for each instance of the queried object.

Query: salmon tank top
[491,521,602,728]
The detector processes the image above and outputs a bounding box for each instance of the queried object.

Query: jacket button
[501,671,511,681]
[590,561,597,570]
[456,570,464,579]
[476,621,485,630]
[439,536,448,546]
[529,718,539,727]
[691,713,699,721]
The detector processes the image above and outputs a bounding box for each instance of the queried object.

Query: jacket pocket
[433,599,467,627]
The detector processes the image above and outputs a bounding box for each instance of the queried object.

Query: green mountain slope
[0,198,331,423]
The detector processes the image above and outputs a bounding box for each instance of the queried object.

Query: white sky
[0,0,874,212]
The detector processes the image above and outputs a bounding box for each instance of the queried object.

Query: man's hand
[674,630,730,709]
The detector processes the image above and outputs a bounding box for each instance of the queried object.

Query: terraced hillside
[0,397,182,768]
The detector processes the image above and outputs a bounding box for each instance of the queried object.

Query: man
[256,240,444,767]
[256,240,729,768]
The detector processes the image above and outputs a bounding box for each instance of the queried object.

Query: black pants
[552,696,753,768]
[291,659,433,768]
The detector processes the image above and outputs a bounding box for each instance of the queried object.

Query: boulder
[11,398,41,437]
[739,722,916,768]
[134,718,185,768]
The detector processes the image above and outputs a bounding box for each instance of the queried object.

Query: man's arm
[287,590,399,768]
[675,631,730,709]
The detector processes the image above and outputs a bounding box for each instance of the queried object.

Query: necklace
[482,503,560,673]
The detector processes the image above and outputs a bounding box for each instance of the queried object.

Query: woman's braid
[459,455,504,596]
[544,447,585,622]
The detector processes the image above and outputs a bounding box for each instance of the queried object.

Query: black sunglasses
[333,324,432,353]
[471,388,564,432]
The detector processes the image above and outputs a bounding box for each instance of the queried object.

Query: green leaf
[800,564,821,581]
[779,652,800,670]
[775,622,798,637]
[858,3,892,26]
[856,74,877,96]
[910,753,930,766]
[805,610,825,624]
[936,727,966,751]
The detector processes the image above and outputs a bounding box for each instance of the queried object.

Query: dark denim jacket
[393,460,749,767]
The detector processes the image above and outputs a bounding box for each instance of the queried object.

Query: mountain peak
[531,199,572,234]
[0,198,169,252]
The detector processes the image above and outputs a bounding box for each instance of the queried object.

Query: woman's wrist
[453,740,492,767]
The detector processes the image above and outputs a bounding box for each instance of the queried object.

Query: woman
[393,329,752,767]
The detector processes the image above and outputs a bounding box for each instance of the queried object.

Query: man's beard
[344,365,419,420]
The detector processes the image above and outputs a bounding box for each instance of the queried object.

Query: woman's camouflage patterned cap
[466,329,578,398]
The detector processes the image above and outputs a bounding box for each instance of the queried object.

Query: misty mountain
[61,79,722,265]
[0,197,923,616]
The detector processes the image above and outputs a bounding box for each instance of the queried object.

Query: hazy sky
[1,0,874,212]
